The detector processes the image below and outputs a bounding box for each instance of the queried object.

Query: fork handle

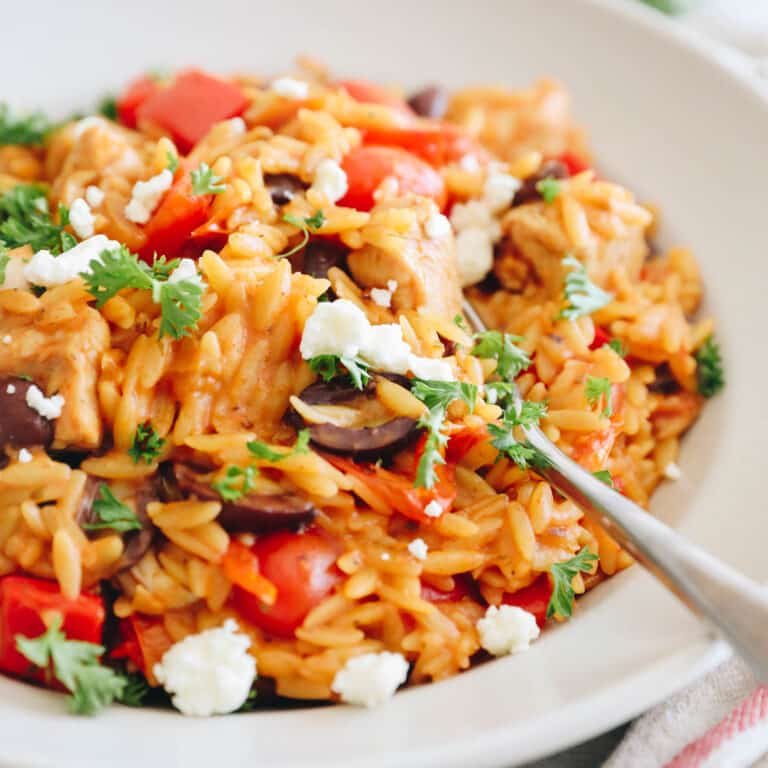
[525,426,768,682]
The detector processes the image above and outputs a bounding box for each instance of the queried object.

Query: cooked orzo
[0,65,724,715]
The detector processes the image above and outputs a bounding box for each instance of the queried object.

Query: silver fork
[462,299,768,681]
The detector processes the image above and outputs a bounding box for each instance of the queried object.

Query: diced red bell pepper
[557,152,591,176]
[502,574,552,627]
[136,69,247,153]
[0,576,104,679]
[589,325,611,351]
[335,79,414,116]
[117,75,161,129]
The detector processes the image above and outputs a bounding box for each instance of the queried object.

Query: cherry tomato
[232,531,340,637]
[502,574,552,628]
[589,325,611,351]
[339,145,446,212]
[335,79,413,116]
[117,76,161,129]
[446,425,489,464]
[557,152,592,176]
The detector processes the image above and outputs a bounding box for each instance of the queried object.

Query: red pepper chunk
[502,574,552,628]
[117,75,161,129]
[0,576,104,679]
[136,69,247,153]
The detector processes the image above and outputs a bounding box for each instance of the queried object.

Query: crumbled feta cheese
[270,77,309,100]
[69,197,94,239]
[6,384,15,394]
[124,169,173,224]
[483,172,521,214]
[17,448,32,464]
[380,552,391,561]
[455,227,495,287]
[73,116,106,139]
[407,355,454,382]
[664,462,682,481]
[228,117,246,135]
[370,288,392,308]
[167,258,203,287]
[424,212,451,240]
[331,651,409,708]
[23,234,120,287]
[424,500,443,518]
[364,324,413,373]
[1,255,30,291]
[153,619,256,717]
[85,185,104,208]
[310,158,348,204]
[1,335,10,344]
[459,154,481,173]
[25,385,64,420]
[476,605,540,657]
[408,538,428,560]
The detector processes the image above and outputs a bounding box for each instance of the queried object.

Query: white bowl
[2,1,767,766]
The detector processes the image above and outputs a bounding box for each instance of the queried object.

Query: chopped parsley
[535,177,561,203]
[81,246,204,339]
[0,184,72,254]
[212,465,258,502]
[592,469,614,488]
[557,254,613,321]
[585,376,613,417]
[15,614,126,715]
[190,162,226,196]
[247,429,311,462]
[0,104,51,146]
[487,399,549,471]
[82,484,142,533]
[472,330,531,381]
[546,547,599,619]
[97,96,118,121]
[308,354,370,390]
[606,338,627,358]
[453,313,468,331]
[0,252,9,284]
[280,210,326,258]
[166,151,179,174]
[127,422,165,465]
[411,380,478,489]
[694,336,724,398]
[116,670,151,707]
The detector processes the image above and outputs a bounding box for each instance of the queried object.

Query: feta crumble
[407,355,454,382]
[483,172,521,214]
[331,651,409,708]
[407,538,428,561]
[459,154,481,173]
[25,385,64,420]
[424,212,451,240]
[85,185,105,208]
[18,448,32,464]
[6,384,15,394]
[69,197,94,239]
[1,335,10,344]
[310,158,348,204]
[455,228,495,287]
[153,619,256,717]
[664,462,682,481]
[24,234,120,287]
[371,279,398,307]
[424,500,443,518]
[476,605,540,657]
[124,169,173,224]
[228,116,246,135]
[270,77,309,100]
[380,552,391,561]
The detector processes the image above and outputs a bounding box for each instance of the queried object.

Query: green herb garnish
[246,429,311,463]
[82,484,142,533]
[535,177,561,203]
[127,422,165,465]
[592,469,614,488]
[0,104,51,146]
[280,210,326,258]
[557,254,613,321]
[472,330,531,381]
[546,547,599,619]
[308,354,370,390]
[190,162,226,196]
[212,465,258,502]
[0,184,72,254]
[585,376,613,417]
[694,336,724,398]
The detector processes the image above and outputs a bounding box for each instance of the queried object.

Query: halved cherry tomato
[335,79,414,116]
[339,145,446,212]
[222,540,277,607]
[572,427,618,472]
[127,615,174,685]
[502,574,552,628]
[361,124,485,168]
[557,152,591,176]
[0,576,104,679]
[325,453,456,523]
[232,530,341,638]
[136,69,247,153]
[446,425,489,464]
[589,325,611,351]
[117,75,161,129]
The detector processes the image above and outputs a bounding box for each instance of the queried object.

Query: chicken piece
[0,296,109,450]
[346,198,461,318]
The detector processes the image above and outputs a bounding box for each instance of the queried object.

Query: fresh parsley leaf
[585,376,612,417]
[0,184,72,254]
[212,465,258,502]
[536,177,561,203]
[280,210,326,258]
[15,614,126,715]
[546,547,598,619]
[694,336,724,398]
[410,379,477,414]
[190,162,226,196]
[0,252,9,284]
[156,278,204,339]
[487,424,543,470]
[97,96,118,120]
[557,254,613,321]
[308,354,370,390]
[148,255,180,281]
[116,670,150,707]
[166,151,178,174]
[81,245,153,307]
[237,687,259,712]
[472,330,531,381]
[606,338,627,358]
[127,422,165,465]
[17,373,32,382]
[83,484,142,533]
[453,313,468,331]
[247,429,311,463]
[0,104,51,146]
[592,469,614,488]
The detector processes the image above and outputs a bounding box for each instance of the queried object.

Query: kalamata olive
[264,173,307,206]
[0,376,55,449]
[301,240,348,279]
[512,160,570,206]
[648,363,682,395]
[407,85,448,119]
[169,464,315,533]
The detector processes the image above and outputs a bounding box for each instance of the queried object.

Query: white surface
[1,0,767,766]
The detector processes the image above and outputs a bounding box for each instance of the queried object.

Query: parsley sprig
[281,210,325,258]
[607,338,627,358]
[81,247,204,339]
[308,354,370,390]
[472,330,531,381]
[83,484,142,533]
[487,399,549,471]
[536,177,561,203]
[411,380,477,488]
[247,429,311,462]
[694,336,724,398]
[0,184,74,254]
[592,469,615,488]
[15,614,126,715]
[546,547,599,619]
[128,422,165,465]
[0,104,51,146]
[212,465,258,502]
[585,376,613,417]
[190,162,226,195]
[557,254,613,321]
